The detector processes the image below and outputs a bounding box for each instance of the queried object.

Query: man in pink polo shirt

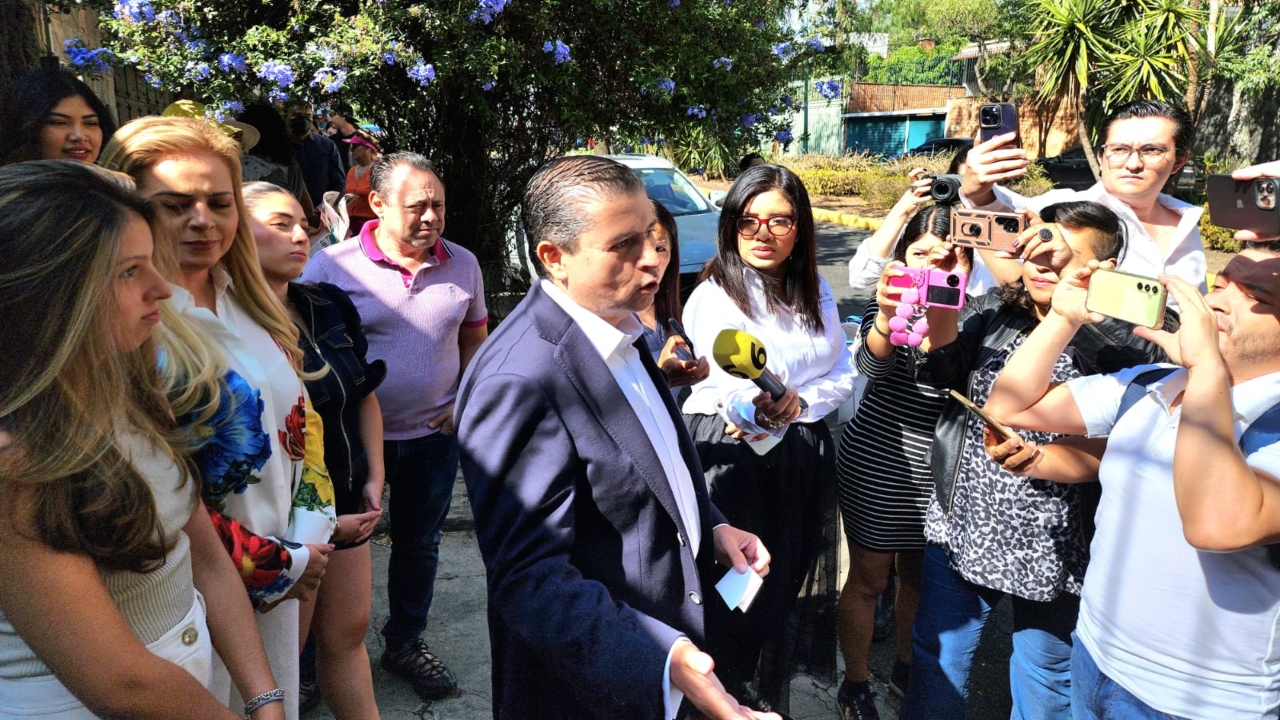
[302,152,488,700]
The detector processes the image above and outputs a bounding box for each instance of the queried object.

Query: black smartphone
[667,318,695,362]
[978,102,1019,146]
[1207,174,1280,236]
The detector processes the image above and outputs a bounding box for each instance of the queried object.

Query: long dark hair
[652,199,683,326]
[891,204,972,268]
[701,164,824,332]
[0,69,117,165]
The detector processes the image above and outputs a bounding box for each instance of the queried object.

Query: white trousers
[0,592,211,718]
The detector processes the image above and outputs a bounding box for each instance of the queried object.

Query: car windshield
[634,168,711,216]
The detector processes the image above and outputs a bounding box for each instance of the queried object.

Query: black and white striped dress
[836,300,949,552]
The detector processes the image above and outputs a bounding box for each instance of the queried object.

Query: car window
[634,168,710,216]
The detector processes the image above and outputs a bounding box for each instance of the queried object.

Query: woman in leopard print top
[898,202,1169,720]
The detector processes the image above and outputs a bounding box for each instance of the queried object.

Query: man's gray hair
[370,151,440,196]
[522,156,645,278]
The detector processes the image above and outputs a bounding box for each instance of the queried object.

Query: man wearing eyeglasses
[961,99,1206,297]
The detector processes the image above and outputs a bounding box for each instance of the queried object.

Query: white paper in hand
[715,566,764,612]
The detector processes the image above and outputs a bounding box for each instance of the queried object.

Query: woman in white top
[0,161,284,719]
[102,117,336,720]
[681,163,855,711]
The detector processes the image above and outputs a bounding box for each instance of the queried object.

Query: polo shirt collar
[539,279,644,362]
[359,219,452,269]
[1145,366,1280,425]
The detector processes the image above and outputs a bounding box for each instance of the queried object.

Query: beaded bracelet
[244,688,285,718]
[885,288,930,347]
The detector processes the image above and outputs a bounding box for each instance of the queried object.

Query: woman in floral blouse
[102,116,336,720]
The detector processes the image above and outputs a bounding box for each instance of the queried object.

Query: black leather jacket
[915,288,1176,515]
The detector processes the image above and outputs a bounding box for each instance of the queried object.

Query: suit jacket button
[677,532,686,547]
[689,592,702,605]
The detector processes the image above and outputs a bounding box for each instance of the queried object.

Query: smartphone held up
[979,103,1019,146]
[1207,174,1280,237]
[1085,269,1167,329]
[888,267,967,310]
[949,208,1025,254]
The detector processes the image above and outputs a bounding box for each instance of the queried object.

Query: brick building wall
[945,96,1081,159]
[846,82,967,114]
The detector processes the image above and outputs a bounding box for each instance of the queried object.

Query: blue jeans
[1071,639,1187,720]
[900,544,1078,720]
[381,432,458,651]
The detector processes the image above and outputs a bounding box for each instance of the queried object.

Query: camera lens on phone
[963,223,981,237]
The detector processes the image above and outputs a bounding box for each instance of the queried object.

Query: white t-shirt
[1068,365,1280,720]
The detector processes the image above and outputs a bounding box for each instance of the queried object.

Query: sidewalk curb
[812,207,883,231]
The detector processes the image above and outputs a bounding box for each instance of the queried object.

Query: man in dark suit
[456,156,779,720]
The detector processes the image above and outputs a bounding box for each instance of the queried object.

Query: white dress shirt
[539,280,701,719]
[682,271,856,435]
[967,182,1207,305]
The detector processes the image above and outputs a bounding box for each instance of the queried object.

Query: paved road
[304,222,1015,719]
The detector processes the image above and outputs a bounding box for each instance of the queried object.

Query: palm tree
[1025,0,1204,181]
[1024,0,1118,180]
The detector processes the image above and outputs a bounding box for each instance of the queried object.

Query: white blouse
[169,271,332,596]
[682,270,855,436]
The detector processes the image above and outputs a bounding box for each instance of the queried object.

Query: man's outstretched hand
[671,640,782,720]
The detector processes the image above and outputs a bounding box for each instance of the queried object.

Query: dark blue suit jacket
[456,282,725,719]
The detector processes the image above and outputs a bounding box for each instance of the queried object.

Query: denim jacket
[289,282,386,492]
[915,288,1175,514]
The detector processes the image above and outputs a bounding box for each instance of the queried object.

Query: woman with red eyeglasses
[680,164,856,713]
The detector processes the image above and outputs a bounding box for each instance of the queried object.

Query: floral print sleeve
[206,505,300,604]
[189,369,317,605]
[282,400,338,544]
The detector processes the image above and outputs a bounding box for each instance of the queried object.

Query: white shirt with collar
[1066,364,1280,719]
[539,279,702,720]
[969,182,1207,300]
[681,270,856,436]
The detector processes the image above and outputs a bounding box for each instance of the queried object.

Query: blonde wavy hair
[100,116,306,380]
[0,161,194,573]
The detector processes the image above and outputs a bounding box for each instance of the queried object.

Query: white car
[507,154,723,293]
[605,154,722,297]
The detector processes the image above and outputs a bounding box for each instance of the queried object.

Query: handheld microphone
[712,329,787,400]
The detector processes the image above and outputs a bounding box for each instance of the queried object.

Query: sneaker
[837,683,880,720]
[381,638,458,700]
[889,660,910,698]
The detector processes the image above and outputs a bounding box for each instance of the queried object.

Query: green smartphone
[1085,269,1167,329]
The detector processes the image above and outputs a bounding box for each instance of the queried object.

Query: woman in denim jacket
[245,181,386,720]
[899,201,1172,720]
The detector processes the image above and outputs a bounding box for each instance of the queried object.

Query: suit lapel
[528,286,693,543]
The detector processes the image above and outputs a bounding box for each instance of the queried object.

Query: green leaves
[1024,0,1116,103]
[1026,0,1207,109]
